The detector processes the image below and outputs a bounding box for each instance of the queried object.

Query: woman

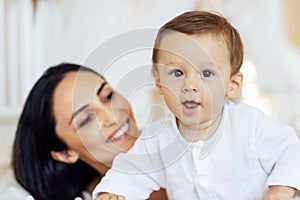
[10,63,167,200]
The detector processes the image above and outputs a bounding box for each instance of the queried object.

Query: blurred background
[0,0,299,174]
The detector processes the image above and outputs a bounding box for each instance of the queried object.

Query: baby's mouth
[182,100,200,114]
[182,101,200,108]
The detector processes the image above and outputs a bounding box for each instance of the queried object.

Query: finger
[110,196,117,200]
[100,195,110,200]
[118,196,126,200]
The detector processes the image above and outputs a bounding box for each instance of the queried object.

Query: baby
[93,11,300,200]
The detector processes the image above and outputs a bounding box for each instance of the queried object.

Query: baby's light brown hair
[152,11,244,77]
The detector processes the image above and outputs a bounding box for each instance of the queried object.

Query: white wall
[0,122,16,177]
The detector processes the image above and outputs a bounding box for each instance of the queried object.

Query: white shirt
[0,168,33,200]
[93,102,300,200]
[0,168,92,200]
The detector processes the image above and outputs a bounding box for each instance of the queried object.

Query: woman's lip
[106,120,130,143]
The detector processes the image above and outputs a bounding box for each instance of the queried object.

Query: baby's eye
[201,70,214,78]
[170,70,184,77]
[102,92,114,103]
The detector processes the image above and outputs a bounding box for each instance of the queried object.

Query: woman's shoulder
[0,168,32,200]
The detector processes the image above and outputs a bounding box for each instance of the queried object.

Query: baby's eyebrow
[203,63,219,68]
[194,62,220,70]
[161,61,184,68]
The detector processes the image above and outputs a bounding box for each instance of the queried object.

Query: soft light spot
[240,60,257,83]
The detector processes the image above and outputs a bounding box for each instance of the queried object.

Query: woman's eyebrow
[97,82,107,96]
[69,82,107,125]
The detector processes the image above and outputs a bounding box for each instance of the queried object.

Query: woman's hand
[96,193,126,200]
[262,185,296,200]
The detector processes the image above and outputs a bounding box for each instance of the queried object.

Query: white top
[0,168,33,200]
[93,102,300,200]
[0,168,92,200]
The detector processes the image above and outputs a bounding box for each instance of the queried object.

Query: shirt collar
[169,101,229,159]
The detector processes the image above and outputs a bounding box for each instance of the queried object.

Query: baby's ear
[226,72,243,99]
[152,69,163,95]
[51,149,79,164]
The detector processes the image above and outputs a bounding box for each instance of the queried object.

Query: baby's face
[154,33,233,128]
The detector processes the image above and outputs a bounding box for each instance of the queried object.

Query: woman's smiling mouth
[106,121,130,143]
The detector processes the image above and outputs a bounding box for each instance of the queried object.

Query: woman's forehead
[68,71,104,84]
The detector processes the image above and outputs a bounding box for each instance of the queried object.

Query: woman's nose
[100,105,119,127]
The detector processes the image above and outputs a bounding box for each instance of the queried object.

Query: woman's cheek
[77,124,103,148]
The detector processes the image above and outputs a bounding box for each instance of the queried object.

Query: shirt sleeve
[92,129,165,200]
[255,113,300,190]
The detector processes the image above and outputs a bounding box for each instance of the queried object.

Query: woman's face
[53,71,139,168]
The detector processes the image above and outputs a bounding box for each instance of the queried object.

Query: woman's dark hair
[13,63,100,200]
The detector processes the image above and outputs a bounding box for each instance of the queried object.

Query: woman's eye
[102,92,114,103]
[170,70,183,77]
[79,114,93,128]
[201,70,214,78]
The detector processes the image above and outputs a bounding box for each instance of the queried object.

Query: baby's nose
[182,78,199,92]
